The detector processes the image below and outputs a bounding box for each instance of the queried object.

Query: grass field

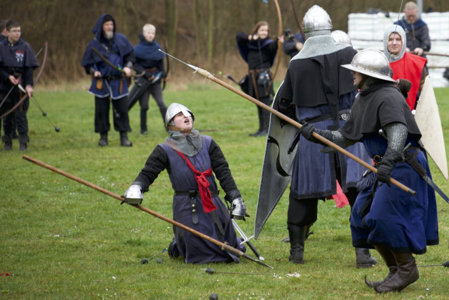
[1,83,448,299]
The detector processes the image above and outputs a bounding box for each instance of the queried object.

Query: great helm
[341,49,396,83]
[331,30,352,46]
[302,5,333,33]
[165,103,194,128]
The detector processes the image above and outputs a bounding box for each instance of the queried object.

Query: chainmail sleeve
[209,139,241,201]
[383,122,408,153]
[318,129,358,153]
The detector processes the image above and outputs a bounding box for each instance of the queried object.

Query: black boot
[140,110,148,134]
[18,135,29,151]
[288,225,308,264]
[355,248,378,268]
[98,132,108,147]
[249,106,263,136]
[374,251,419,293]
[281,226,313,242]
[120,132,132,147]
[365,244,397,288]
[2,135,12,151]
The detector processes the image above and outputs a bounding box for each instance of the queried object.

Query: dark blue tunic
[158,136,245,264]
[351,136,439,254]
[81,14,134,99]
[340,81,439,254]
[290,92,372,199]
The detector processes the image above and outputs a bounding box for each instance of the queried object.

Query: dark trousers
[1,91,29,141]
[139,82,166,111]
[287,153,359,226]
[94,96,130,133]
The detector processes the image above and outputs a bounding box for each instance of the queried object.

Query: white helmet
[165,103,194,128]
[331,30,352,46]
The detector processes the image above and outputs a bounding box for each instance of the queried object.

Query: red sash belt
[175,150,217,213]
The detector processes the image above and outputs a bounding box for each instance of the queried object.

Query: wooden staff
[22,155,273,269]
[159,50,417,196]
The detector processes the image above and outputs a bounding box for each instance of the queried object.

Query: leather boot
[374,252,419,293]
[3,135,12,151]
[140,110,148,134]
[18,135,29,151]
[120,132,132,147]
[355,248,378,268]
[365,244,397,287]
[282,226,313,242]
[249,107,263,136]
[98,132,108,147]
[288,225,308,264]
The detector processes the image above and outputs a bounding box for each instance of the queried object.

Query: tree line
[1,0,447,84]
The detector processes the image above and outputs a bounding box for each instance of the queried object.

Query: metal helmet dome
[341,49,396,83]
[331,30,352,46]
[302,5,333,33]
[165,103,194,128]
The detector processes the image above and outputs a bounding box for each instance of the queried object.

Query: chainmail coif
[166,128,203,157]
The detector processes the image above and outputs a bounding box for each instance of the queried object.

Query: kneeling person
[124,103,247,263]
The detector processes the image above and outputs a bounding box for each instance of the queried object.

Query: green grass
[1,84,448,299]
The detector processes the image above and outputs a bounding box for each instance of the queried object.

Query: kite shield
[415,76,448,181]
[254,84,298,239]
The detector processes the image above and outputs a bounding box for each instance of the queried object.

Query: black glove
[299,121,318,142]
[376,147,403,184]
[396,79,412,99]
[299,121,333,145]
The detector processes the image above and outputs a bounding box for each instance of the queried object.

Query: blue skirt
[351,136,439,254]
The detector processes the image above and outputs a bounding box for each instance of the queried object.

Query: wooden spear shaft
[167,58,416,196]
[22,155,273,269]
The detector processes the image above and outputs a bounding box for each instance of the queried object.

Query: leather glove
[123,184,143,205]
[376,147,403,184]
[299,121,333,146]
[231,197,246,220]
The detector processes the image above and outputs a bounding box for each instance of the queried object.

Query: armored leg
[365,244,397,288]
[374,251,419,293]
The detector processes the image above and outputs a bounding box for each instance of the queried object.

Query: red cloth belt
[174,150,217,213]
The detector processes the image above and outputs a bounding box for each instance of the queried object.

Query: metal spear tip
[141,259,149,264]
[55,127,60,132]
[205,268,216,274]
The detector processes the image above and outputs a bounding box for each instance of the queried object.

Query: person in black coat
[236,21,283,137]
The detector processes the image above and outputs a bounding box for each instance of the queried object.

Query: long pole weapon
[290,0,306,41]
[159,50,417,196]
[22,155,273,269]
[265,0,283,95]
[162,39,170,91]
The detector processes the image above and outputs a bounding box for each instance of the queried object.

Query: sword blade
[423,175,449,203]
